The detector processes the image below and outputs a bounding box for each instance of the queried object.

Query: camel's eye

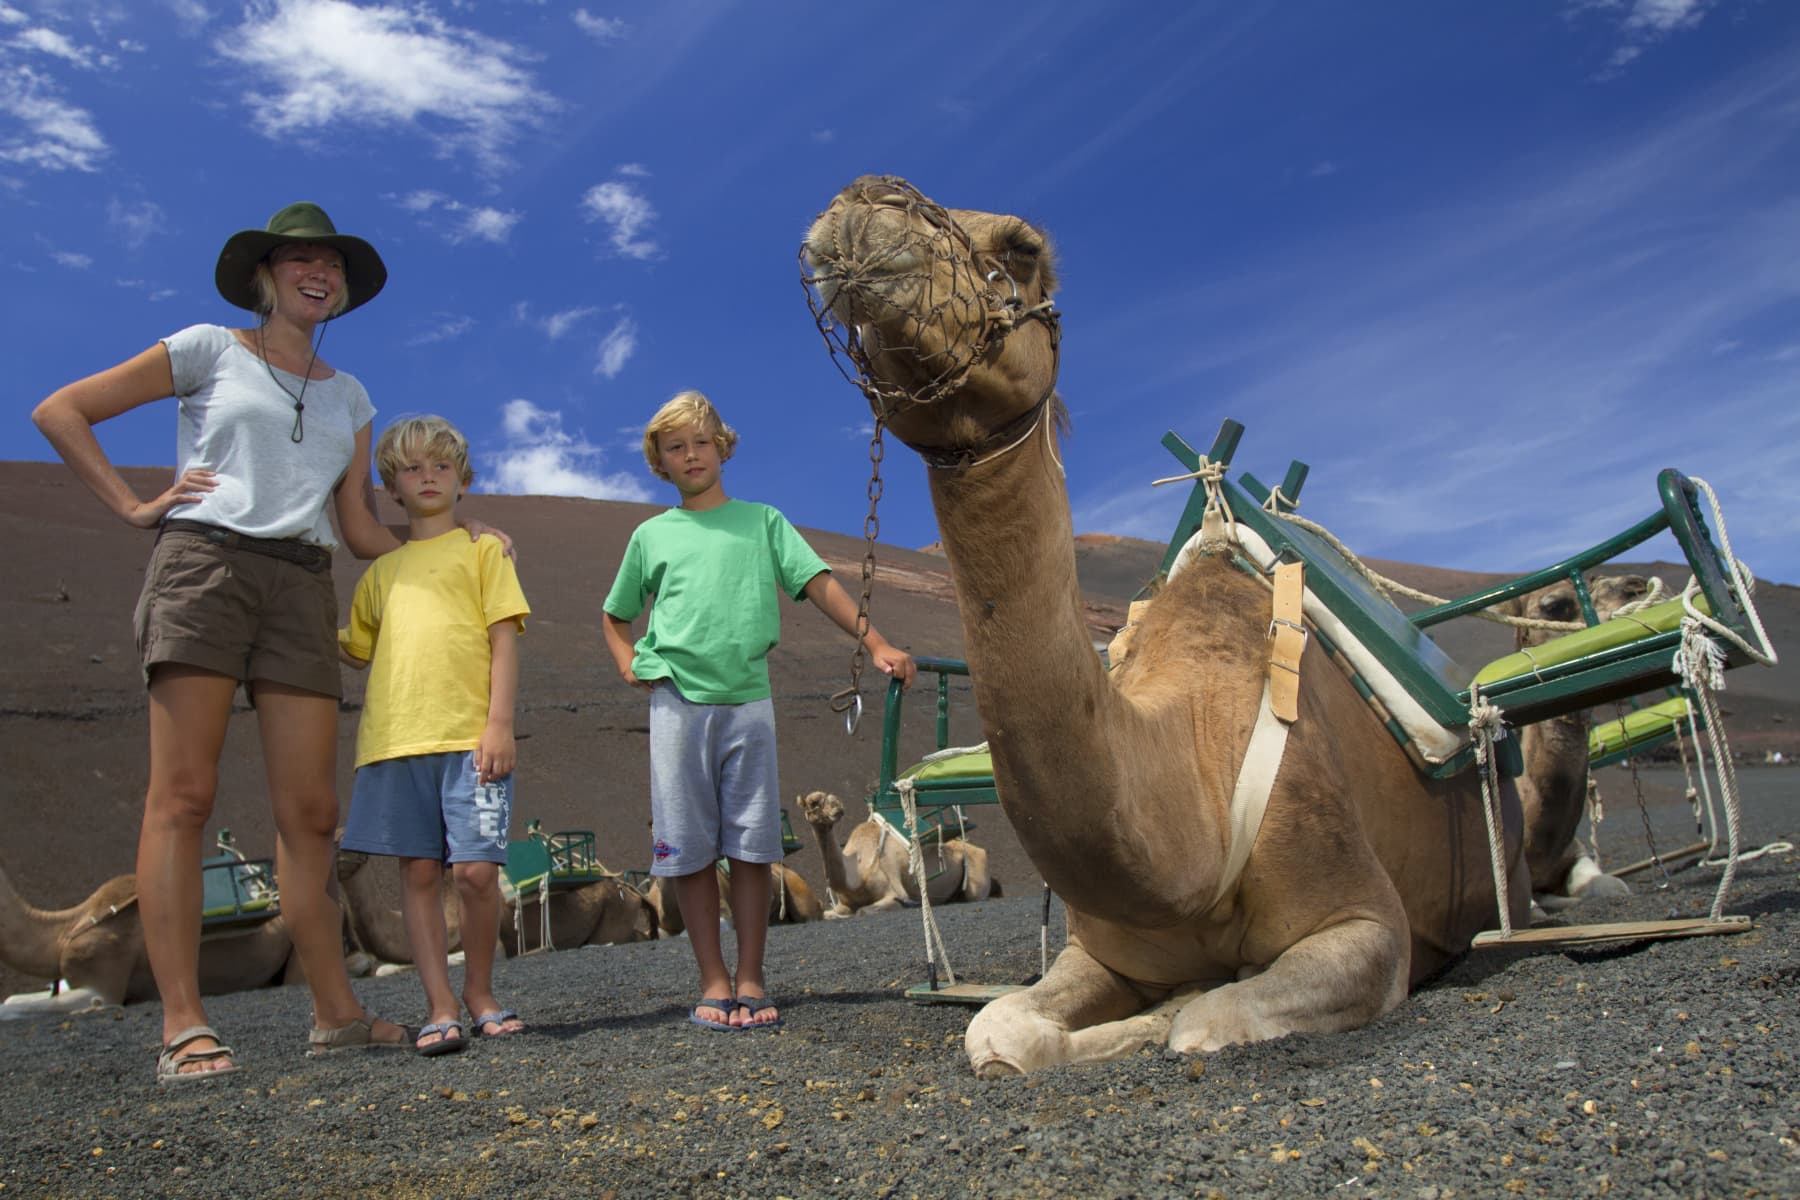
[1539,594,1578,621]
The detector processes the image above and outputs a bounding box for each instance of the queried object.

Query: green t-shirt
[602,499,829,703]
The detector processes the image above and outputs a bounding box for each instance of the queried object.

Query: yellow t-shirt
[339,530,530,769]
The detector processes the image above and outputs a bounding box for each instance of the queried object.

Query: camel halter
[800,175,1063,469]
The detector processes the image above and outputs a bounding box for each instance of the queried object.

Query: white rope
[895,778,956,986]
[1468,691,1515,937]
[538,876,553,953]
[1151,456,1238,552]
[1584,774,1607,872]
[1678,477,1778,668]
[1673,624,1743,920]
[1274,511,1585,634]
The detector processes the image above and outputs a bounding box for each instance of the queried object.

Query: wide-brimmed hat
[214,202,387,317]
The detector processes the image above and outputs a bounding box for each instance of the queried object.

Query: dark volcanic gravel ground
[2,772,1795,1200]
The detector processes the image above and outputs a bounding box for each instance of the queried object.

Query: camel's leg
[257,684,399,1040]
[965,942,1155,1077]
[1167,915,1409,1054]
[453,861,516,1030]
[399,858,458,1044]
[957,845,992,903]
[142,666,235,1056]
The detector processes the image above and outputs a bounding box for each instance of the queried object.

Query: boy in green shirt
[603,391,914,1030]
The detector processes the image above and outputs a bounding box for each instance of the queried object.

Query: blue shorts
[341,751,511,864]
[647,685,781,877]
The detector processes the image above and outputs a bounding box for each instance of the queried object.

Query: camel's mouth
[801,175,993,412]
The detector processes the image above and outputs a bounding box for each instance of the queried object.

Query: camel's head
[802,175,1061,463]
[797,790,844,826]
[1510,573,1653,649]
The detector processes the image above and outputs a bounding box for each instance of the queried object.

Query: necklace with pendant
[258,321,328,443]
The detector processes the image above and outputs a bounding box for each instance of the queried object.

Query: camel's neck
[808,823,858,896]
[0,863,72,979]
[924,424,1202,917]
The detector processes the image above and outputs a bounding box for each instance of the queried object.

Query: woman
[33,202,493,1082]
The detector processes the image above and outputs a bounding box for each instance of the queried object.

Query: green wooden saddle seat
[501,826,610,904]
[1587,695,1696,770]
[200,853,278,929]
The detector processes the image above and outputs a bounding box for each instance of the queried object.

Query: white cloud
[50,248,88,268]
[12,26,96,67]
[107,198,162,248]
[0,7,27,27]
[572,10,627,41]
[595,314,637,377]
[457,206,519,243]
[615,161,649,177]
[1572,0,1718,72]
[391,190,520,243]
[538,304,598,340]
[217,0,552,172]
[482,398,651,501]
[0,64,106,170]
[581,179,658,259]
[405,314,477,347]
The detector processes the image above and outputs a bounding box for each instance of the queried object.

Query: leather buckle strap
[160,519,331,573]
[1267,560,1306,723]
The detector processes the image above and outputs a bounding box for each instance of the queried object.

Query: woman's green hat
[214,202,387,316]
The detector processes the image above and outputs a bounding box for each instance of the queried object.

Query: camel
[645,862,825,935]
[801,176,1529,1076]
[500,876,660,955]
[335,846,657,960]
[797,790,997,917]
[334,848,466,968]
[1505,574,1650,908]
[0,858,299,1017]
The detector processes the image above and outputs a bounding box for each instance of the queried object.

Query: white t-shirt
[162,323,375,548]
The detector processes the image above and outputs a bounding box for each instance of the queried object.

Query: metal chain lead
[830,418,886,734]
[1618,700,1671,889]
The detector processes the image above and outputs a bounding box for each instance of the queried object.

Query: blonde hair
[374,415,473,490]
[642,390,738,480]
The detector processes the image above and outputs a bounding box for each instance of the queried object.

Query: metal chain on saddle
[829,420,886,734]
[1617,700,1671,889]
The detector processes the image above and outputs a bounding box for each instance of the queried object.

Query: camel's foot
[344,951,377,978]
[1,984,114,1019]
[966,992,1072,1077]
[1565,856,1630,899]
[1534,857,1630,912]
[1167,984,1290,1054]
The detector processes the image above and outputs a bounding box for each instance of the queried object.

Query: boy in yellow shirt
[339,416,530,1055]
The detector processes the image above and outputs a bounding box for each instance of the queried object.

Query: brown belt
[160,519,332,573]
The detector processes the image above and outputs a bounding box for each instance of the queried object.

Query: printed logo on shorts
[653,838,679,864]
[475,781,510,848]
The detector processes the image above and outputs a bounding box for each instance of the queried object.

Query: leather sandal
[156,1025,238,1085]
[307,1012,407,1056]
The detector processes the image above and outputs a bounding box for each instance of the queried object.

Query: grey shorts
[341,751,511,864]
[647,685,781,877]
[133,525,341,697]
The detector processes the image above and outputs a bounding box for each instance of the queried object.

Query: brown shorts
[133,525,342,698]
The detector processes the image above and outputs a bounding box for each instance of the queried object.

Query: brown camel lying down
[797,790,997,917]
[0,858,299,1015]
[802,175,1529,1075]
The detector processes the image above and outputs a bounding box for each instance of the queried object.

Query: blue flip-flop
[689,996,737,1032]
[735,996,783,1030]
[415,1020,467,1057]
[470,1009,526,1038]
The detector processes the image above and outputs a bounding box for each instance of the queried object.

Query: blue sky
[5,0,1797,587]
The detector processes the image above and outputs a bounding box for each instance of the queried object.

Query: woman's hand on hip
[129,468,217,528]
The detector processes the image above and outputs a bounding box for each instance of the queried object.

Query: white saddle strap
[1209,679,1291,910]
